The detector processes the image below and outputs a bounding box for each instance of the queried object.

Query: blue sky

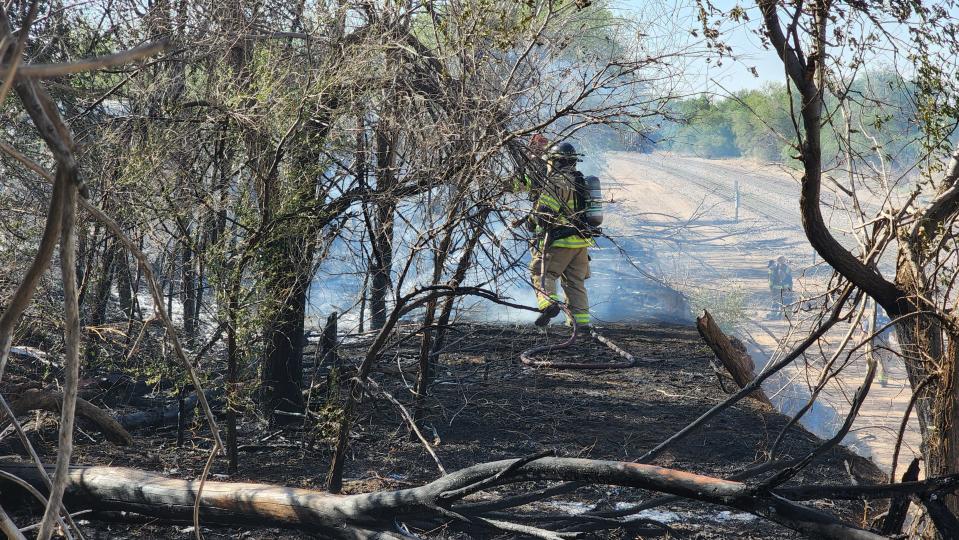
[612,0,953,96]
[614,0,786,93]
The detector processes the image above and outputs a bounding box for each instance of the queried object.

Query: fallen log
[6,389,132,445]
[91,372,151,404]
[0,456,887,540]
[117,388,220,431]
[696,310,772,405]
[919,491,959,538]
[9,346,57,368]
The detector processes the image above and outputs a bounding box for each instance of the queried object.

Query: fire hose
[518,316,644,369]
[518,230,644,369]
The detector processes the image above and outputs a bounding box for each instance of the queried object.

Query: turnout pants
[530,246,590,325]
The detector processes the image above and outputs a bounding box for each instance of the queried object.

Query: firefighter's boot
[535,303,561,327]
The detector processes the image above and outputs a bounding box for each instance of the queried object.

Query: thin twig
[362,377,446,475]
[475,517,575,540]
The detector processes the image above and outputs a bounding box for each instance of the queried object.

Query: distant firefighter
[516,140,603,331]
[767,256,793,319]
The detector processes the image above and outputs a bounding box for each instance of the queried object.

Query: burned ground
[1,322,884,539]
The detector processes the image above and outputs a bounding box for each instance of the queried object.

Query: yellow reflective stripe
[573,313,591,323]
[537,296,561,309]
[538,194,561,211]
[551,236,595,248]
[513,174,534,193]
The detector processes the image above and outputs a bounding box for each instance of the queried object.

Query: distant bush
[648,71,936,171]
[686,285,748,334]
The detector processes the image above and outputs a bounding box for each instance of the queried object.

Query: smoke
[745,341,874,461]
[455,129,693,326]
[305,129,693,331]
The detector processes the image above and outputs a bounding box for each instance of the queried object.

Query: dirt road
[603,151,920,473]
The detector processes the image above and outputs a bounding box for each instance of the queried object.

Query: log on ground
[7,389,132,445]
[0,457,889,540]
[117,388,220,430]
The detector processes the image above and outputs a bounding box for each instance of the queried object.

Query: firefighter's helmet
[547,142,580,169]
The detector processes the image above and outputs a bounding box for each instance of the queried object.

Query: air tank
[583,175,603,228]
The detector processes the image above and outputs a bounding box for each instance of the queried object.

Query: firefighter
[527,142,594,330]
[767,256,793,319]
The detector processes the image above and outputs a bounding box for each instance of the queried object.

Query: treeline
[653,71,933,169]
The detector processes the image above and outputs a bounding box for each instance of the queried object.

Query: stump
[696,310,772,405]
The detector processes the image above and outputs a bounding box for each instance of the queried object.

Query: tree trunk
[116,250,133,317]
[75,223,95,309]
[320,312,338,368]
[260,245,308,421]
[368,127,396,331]
[368,208,394,331]
[259,108,338,422]
[758,2,959,533]
[696,310,771,405]
[88,238,116,328]
[84,237,116,364]
[894,253,959,522]
[166,251,175,322]
[882,458,921,535]
[181,225,196,347]
[226,279,239,473]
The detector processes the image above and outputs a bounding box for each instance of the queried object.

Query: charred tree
[367,126,397,331]
[259,241,309,419]
[8,389,132,445]
[260,102,341,421]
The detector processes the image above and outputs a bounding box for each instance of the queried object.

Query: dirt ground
[2,323,886,539]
